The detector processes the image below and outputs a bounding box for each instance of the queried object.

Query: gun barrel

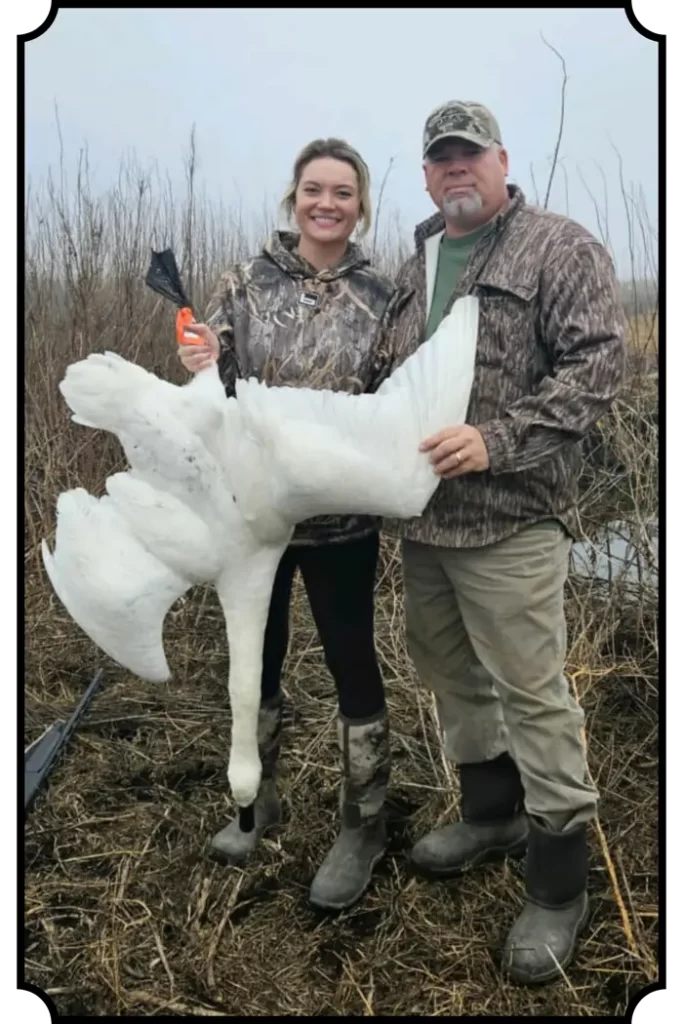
[24,668,104,813]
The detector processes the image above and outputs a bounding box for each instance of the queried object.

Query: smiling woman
[280,138,372,264]
[171,136,409,913]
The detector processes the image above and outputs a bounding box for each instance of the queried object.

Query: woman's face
[293,157,361,246]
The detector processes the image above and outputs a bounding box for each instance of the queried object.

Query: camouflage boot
[411,751,528,876]
[309,709,391,910]
[208,693,283,865]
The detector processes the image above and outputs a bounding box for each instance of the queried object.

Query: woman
[178,138,402,911]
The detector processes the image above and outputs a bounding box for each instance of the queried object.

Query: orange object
[176,306,202,346]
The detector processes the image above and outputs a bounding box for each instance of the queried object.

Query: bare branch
[529,162,540,206]
[371,155,396,261]
[540,32,568,210]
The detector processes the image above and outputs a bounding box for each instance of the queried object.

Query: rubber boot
[502,815,590,984]
[208,693,283,865]
[309,709,391,910]
[411,751,528,877]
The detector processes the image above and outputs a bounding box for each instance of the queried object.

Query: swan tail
[41,487,191,683]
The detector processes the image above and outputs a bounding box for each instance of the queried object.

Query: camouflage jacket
[203,230,399,546]
[383,184,627,549]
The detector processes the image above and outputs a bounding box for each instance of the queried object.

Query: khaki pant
[401,521,598,831]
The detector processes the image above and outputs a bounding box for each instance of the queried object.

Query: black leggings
[261,532,386,721]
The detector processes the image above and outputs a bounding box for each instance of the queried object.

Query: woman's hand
[177,322,220,373]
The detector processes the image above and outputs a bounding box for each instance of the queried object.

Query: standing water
[569,518,658,593]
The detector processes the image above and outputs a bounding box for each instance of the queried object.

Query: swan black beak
[238,803,255,832]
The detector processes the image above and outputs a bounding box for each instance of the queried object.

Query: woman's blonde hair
[280,138,372,237]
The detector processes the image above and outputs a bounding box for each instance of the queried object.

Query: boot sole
[503,896,590,986]
[411,836,528,879]
[308,846,386,911]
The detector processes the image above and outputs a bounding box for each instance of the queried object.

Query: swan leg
[215,542,289,810]
[238,805,255,833]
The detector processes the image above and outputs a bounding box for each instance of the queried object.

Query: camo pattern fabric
[383,183,628,549]
[422,99,502,154]
[256,694,283,778]
[203,230,400,546]
[338,712,391,823]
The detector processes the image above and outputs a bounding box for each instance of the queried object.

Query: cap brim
[424,131,495,156]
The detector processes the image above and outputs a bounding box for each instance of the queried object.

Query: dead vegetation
[24,146,658,1016]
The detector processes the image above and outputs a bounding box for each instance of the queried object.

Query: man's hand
[419,425,490,478]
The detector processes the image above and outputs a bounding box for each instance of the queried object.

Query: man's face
[423,138,509,230]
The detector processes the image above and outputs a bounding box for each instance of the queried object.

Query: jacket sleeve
[477,240,627,475]
[364,285,407,393]
[203,267,241,398]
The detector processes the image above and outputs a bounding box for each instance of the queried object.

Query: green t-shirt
[424,224,490,340]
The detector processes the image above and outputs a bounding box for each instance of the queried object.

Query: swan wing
[234,295,479,523]
[104,471,226,583]
[41,488,192,682]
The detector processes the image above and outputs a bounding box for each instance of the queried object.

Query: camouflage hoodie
[384,184,627,549]
[203,230,399,546]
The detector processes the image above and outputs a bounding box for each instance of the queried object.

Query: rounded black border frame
[19,978,58,1019]
[624,0,665,43]
[17,1,59,43]
[15,6,663,1015]
[626,983,659,1015]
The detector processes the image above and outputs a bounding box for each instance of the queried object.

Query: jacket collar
[263,230,370,281]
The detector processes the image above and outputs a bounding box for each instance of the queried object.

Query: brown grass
[24,147,659,1016]
[627,314,659,355]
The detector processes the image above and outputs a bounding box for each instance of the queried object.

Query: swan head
[227,753,262,808]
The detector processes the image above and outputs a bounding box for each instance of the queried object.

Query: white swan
[41,295,480,812]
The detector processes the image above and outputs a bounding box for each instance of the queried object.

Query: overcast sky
[24,7,658,278]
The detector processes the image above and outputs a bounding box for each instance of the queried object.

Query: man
[387,101,626,984]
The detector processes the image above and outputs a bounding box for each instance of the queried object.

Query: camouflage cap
[423,101,502,157]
